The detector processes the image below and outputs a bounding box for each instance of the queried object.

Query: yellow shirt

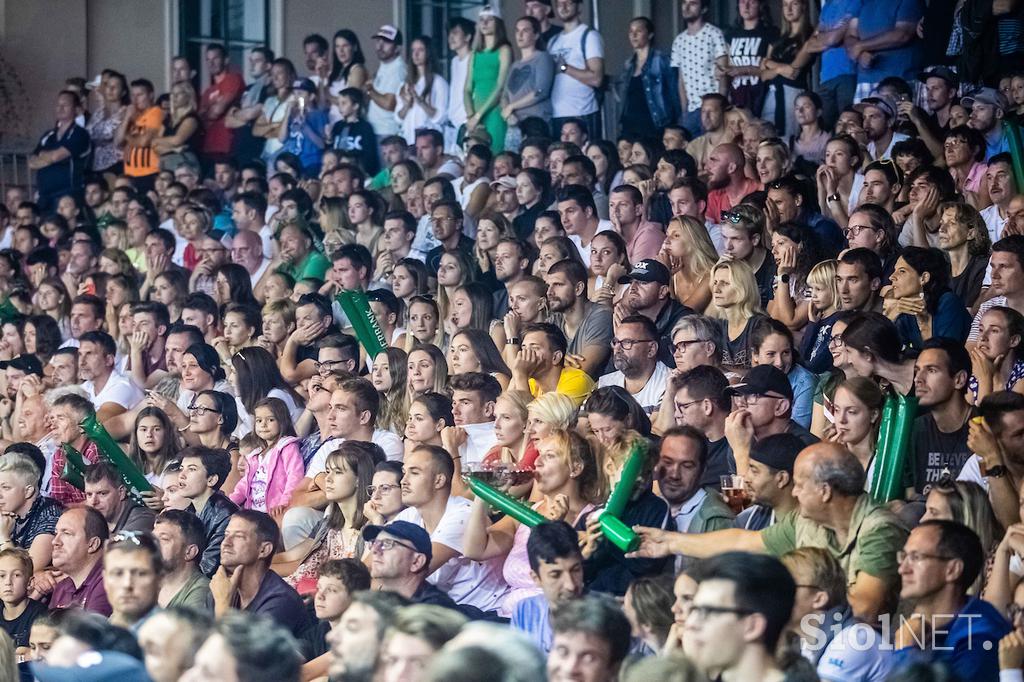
[528,367,596,407]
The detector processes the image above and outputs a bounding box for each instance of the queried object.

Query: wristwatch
[775,274,790,285]
[508,337,521,346]
[559,63,568,73]
[986,465,1008,479]
[827,193,841,204]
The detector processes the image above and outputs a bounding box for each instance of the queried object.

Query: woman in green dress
[464,7,513,153]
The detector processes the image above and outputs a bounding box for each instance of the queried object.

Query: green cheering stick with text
[80,414,153,505]
[336,290,387,360]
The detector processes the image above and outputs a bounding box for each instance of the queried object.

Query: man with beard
[491,237,531,318]
[704,143,759,223]
[326,591,407,682]
[544,259,612,378]
[856,160,902,214]
[856,95,906,162]
[511,521,586,654]
[546,596,631,682]
[490,175,520,225]
[138,607,212,682]
[671,0,729,137]
[964,87,1011,160]
[615,259,693,367]
[672,364,734,487]
[656,426,734,567]
[734,433,800,530]
[685,94,731,171]
[598,315,671,414]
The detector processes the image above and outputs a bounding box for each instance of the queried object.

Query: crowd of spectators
[3,0,1024,679]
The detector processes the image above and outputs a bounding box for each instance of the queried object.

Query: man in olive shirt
[629,442,907,623]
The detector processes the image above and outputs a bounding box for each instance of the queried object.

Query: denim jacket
[616,49,681,129]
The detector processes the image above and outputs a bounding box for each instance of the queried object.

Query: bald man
[230,230,272,292]
[630,443,908,622]
[704,143,759,223]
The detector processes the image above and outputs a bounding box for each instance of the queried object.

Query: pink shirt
[230,436,305,510]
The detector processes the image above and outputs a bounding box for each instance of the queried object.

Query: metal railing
[0,148,33,199]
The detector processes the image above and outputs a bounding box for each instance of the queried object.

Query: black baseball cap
[363,521,433,562]
[0,354,43,377]
[749,433,804,474]
[725,365,794,403]
[617,258,671,286]
[918,66,958,88]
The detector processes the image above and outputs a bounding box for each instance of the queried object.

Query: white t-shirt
[982,204,1007,246]
[367,58,408,137]
[84,371,144,411]
[308,431,405,472]
[395,496,510,613]
[548,24,604,117]
[598,361,671,415]
[396,75,450,145]
[671,24,728,112]
[569,219,615,266]
[448,53,470,129]
[458,421,498,467]
[867,132,909,162]
[807,622,894,682]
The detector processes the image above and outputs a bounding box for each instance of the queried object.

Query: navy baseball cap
[363,520,433,562]
[749,433,805,474]
[617,258,671,286]
[32,651,153,682]
[0,354,43,377]
[726,365,794,403]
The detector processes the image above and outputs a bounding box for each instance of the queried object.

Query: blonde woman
[705,259,766,368]
[496,275,549,358]
[474,212,514,276]
[754,138,792,187]
[525,391,578,445]
[153,81,201,169]
[462,429,600,616]
[480,390,534,468]
[661,216,718,312]
[799,259,841,373]
[318,196,356,249]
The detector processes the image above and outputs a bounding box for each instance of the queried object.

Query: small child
[329,87,381,176]
[280,79,328,178]
[0,548,46,656]
[230,397,305,512]
[301,558,371,679]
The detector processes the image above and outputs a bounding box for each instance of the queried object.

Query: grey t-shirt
[504,52,555,121]
[564,301,613,356]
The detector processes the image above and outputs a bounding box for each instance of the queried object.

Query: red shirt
[49,440,99,505]
[706,177,761,223]
[200,70,245,155]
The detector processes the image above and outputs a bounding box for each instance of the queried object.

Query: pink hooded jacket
[229,435,305,510]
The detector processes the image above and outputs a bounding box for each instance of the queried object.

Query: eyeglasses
[370,538,418,553]
[896,550,955,565]
[1009,604,1024,621]
[844,224,873,240]
[611,338,655,350]
[732,394,784,408]
[675,399,704,410]
[366,483,401,497]
[315,359,346,374]
[673,339,706,353]
[187,403,220,416]
[720,210,744,224]
[828,335,845,349]
[688,604,753,622]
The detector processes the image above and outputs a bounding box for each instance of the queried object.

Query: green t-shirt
[761,494,908,587]
[279,250,330,282]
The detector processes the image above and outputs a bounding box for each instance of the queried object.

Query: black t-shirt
[540,24,563,51]
[1,599,46,648]
[725,24,778,112]
[701,437,736,489]
[912,412,974,493]
[950,255,989,311]
[330,119,381,175]
[754,254,777,309]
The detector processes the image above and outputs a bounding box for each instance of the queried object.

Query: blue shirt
[511,594,554,653]
[820,0,862,81]
[855,0,924,84]
[283,108,329,173]
[789,364,817,429]
[985,128,1011,162]
[892,597,1010,680]
[895,290,972,353]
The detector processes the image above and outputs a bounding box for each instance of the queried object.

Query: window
[179,0,269,85]
[405,0,485,77]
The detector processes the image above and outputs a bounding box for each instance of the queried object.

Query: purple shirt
[49,557,111,616]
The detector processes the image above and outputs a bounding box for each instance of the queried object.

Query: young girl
[276,441,377,594]
[230,397,305,513]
